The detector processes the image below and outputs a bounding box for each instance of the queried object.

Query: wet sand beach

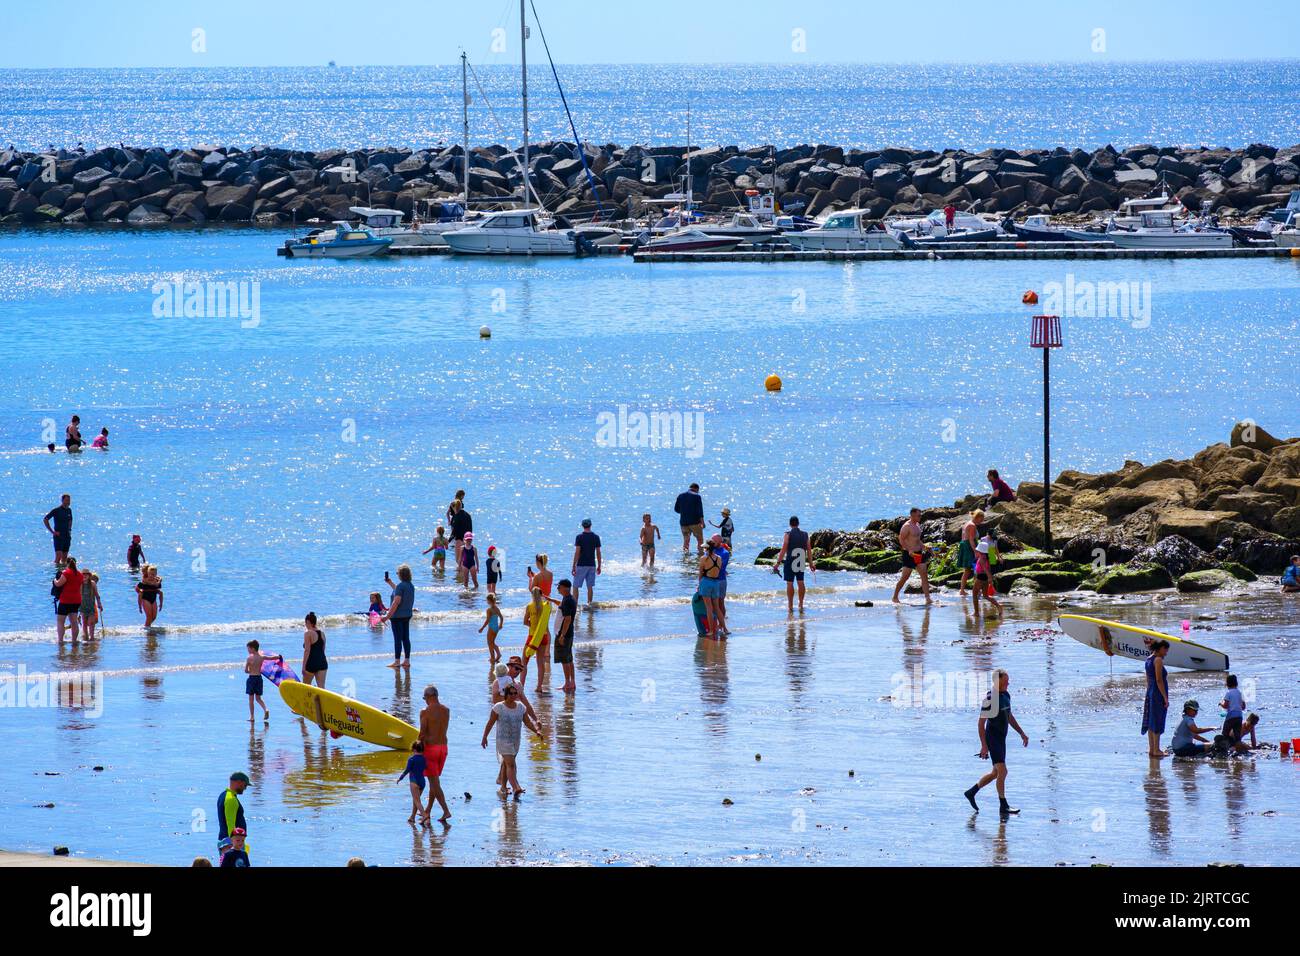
[4,577,1297,867]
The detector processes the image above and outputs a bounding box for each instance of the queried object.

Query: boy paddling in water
[964,669,1029,816]
[419,685,452,825]
[892,508,932,605]
[639,514,661,568]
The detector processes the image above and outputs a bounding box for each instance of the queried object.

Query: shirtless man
[891,508,932,605]
[419,686,452,824]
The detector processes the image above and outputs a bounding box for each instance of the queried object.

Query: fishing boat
[282,222,392,258]
[784,208,902,251]
[1064,210,1234,249]
[635,227,744,254]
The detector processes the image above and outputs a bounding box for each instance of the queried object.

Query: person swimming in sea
[422,526,449,571]
[126,534,145,572]
[91,427,109,449]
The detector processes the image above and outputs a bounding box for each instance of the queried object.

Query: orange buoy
[1022,290,1039,304]
[1291,247,1300,258]
[764,374,782,392]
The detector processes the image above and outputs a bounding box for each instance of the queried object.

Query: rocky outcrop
[760,424,1300,594]
[2,140,1297,226]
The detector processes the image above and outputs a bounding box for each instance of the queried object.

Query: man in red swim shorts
[420,685,451,824]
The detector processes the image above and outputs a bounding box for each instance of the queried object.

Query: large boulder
[1231,420,1284,451]
[1271,506,1300,539]
[1089,563,1171,593]
[1131,535,1214,579]
[1148,507,1242,550]
[990,499,1106,550]
[1175,569,1240,593]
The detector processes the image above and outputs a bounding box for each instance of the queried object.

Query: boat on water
[784,208,902,251]
[887,208,1005,244]
[442,208,579,255]
[282,222,393,258]
[1276,229,1300,249]
[697,211,783,243]
[1004,213,1101,244]
[348,204,472,247]
[1064,210,1234,249]
[635,227,744,254]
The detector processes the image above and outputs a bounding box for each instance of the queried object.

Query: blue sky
[1,1,1298,67]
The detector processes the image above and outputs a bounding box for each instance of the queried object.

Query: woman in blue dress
[1141,640,1171,757]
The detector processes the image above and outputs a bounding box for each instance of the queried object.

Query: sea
[1,63,1299,867]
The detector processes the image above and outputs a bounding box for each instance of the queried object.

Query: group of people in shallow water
[44,489,160,640]
[1142,647,1263,758]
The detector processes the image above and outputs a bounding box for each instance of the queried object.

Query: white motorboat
[442,208,578,255]
[1276,229,1300,249]
[636,227,743,253]
[886,208,1007,243]
[1064,210,1234,249]
[697,212,782,243]
[784,208,902,251]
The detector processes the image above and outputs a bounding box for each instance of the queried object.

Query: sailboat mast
[520,0,530,209]
[685,102,692,212]
[461,51,470,209]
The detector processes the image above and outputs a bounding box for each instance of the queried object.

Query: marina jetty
[757,423,1300,595]
[2,140,1298,227]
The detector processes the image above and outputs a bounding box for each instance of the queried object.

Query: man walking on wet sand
[964,669,1029,817]
[774,515,814,613]
[674,482,705,553]
[420,685,451,824]
[891,508,932,604]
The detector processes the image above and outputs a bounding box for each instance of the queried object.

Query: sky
[1,1,1298,67]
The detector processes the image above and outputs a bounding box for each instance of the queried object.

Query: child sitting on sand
[1170,700,1218,757]
[397,741,428,824]
[423,527,449,571]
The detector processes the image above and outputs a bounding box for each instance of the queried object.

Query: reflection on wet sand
[967,813,1011,866]
[693,635,729,736]
[281,718,408,808]
[1143,760,1172,858]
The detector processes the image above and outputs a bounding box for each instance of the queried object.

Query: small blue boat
[283,222,393,258]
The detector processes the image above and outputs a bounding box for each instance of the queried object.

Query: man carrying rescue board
[419,686,452,825]
[964,669,1028,816]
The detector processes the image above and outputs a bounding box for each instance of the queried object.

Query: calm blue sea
[2,61,1298,151]
[0,228,1298,644]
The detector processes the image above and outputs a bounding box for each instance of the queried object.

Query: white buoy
[479,326,491,338]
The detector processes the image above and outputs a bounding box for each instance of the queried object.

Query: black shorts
[54,535,71,553]
[782,568,804,583]
[1222,716,1243,741]
[553,639,573,665]
[57,602,81,616]
[987,735,1007,765]
[245,674,265,696]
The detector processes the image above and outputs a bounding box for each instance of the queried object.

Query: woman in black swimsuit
[136,564,163,627]
[302,612,328,687]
